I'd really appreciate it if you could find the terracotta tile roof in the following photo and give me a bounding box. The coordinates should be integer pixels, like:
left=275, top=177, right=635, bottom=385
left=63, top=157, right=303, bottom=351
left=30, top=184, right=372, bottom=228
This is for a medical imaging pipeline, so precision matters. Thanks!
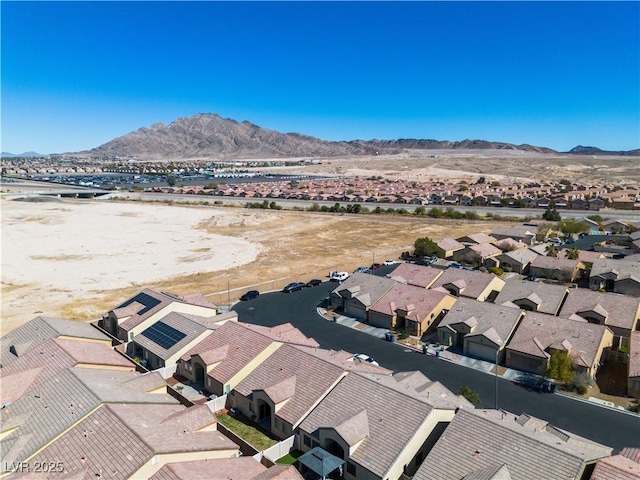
left=369, top=283, right=452, bottom=318
left=438, top=238, right=465, bottom=252
left=0, top=368, right=44, bottom=405
left=439, top=298, right=523, bottom=348
left=299, top=372, right=437, bottom=478
left=591, top=453, right=640, bottom=480
left=249, top=465, right=304, bottom=480
left=494, top=280, right=568, bottom=315
left=469, top=243, right=502, bottom=258
left=413, top=409, right=612, bottom=480
left=431, top=269, right=504, bottom=300
left=560, top=290, right=640, bottom=332
left=506, top=312, right=611, bottom=368
left=242, top=323, right=319, bottom=347
left=1, top=316, right=109, bottom=368
left=234, top=344, right=347, bottom=426
left=294, top=346, right=392, bottom=375
left=387, top=263, right=444, bottom=288
left=150, top=457, right=267, bottom=480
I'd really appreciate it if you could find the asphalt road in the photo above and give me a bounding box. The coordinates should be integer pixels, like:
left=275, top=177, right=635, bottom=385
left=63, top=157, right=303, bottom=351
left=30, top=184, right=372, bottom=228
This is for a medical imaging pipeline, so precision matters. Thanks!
left=233, top=281, right=640, bottom=453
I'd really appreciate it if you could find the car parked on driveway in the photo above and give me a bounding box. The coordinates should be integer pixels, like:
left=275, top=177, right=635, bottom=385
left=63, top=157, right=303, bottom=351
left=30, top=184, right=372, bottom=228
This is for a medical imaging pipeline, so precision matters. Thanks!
left=283, top=282, right=305, bottom=293
left=370, top=263, right=381, bottom=270
left=240, top=290, right=260, bottom=301
left=353, top=266, right=369, bottom=273
left=329, top=271, right=350, bottom=282
left=353, top=353, right=379, bottom=366
left=383, top=259, right=398, bottom=266
left=306, top=279, right=322, bottom=287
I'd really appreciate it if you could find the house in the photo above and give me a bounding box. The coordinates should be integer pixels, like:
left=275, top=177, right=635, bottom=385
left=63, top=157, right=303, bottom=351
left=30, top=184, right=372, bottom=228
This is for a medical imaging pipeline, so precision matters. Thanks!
left=589, top=258, right=640, bottom=296
left=591, top=448, right=640, bottom=480
left=387, top=263, right=444, bottom=288
left=528, top=255, right=585, bottom=283
left=297, top=371, right=473, bottom=480
left=490, top=226, right=537, bottom=245
left=435, top=238, right=465, bottom=258
left=228, top=345, right=388, bottom=440
left=602, top=219, right=631, bottom=234
left=368, top=284, right=456, bottom=336
left=456, top=233, right=497, bottom=245
left=494, top=237, right=529, bottom=252
left=0, top=315, right=112, bottom=369
left=494, top=280, right=569, bottom=315
left=505, top=312, right=613, bottom=378
left=100, top=288, right=219, bottom=342
left=430, top=269, right=505, bottom=302
left=0, top=368, right=179, bottom=474
left=589, top=197, right=606, bottom=211
left=496, top=248, right=539, bottom=274
left=330, top=273, right=397, bottom=320
left=177, top=321, right=318, bottom=396
left=19, top=403, right=240, bottom=479
left=559, top=289, right=640, bottom=352
left=558, top=248, right=604, bottom=263
left=628, top=332, right=640, bottom=399
left=452, top=243, right=502, bottom=267
left=570, top=198, right=588, bottom=210
left=437, top=298, right=524, bottom=363
left=413, top=408, right=612, bottom=480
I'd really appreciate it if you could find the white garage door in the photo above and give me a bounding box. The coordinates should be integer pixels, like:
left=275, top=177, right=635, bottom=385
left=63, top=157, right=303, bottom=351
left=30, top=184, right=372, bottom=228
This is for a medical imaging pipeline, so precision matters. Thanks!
left=467, top=341, right=497, bottom=362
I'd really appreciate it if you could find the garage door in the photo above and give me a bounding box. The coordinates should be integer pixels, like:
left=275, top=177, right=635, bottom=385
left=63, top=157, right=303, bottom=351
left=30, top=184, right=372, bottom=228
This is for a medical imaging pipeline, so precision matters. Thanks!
left=467, top=341, right=497, bottom=362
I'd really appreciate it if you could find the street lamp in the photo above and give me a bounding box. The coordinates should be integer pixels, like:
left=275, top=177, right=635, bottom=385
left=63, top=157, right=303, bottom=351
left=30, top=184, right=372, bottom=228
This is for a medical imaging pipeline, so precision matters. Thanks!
left=366, top=248, right=375, bottom=271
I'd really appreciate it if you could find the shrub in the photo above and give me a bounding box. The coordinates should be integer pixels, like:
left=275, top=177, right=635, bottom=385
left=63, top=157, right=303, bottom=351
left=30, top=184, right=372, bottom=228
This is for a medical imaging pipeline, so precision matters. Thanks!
left=488, top=267, right=504, bottom=276
left=459, top=386, right=481, bottom=404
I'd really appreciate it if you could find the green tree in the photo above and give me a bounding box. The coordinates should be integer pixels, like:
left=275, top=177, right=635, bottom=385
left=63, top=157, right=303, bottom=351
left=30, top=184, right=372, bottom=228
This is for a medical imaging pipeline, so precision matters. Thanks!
left=546, top=350, right=574, bottom=383
left=414, top=206, right=427, bottom=216
left=558, top=219, right=588, bottom=238
left=458, top=386, right=481, bottom=404
left=566, top=247, right=580, bottom=260
left=414, top=236, right=438, bottom=257
left=545, top=244, right=559, bottom=257
left=166, top=175, right=177, bottom=187
left=542, top=208, right=561, bottom=221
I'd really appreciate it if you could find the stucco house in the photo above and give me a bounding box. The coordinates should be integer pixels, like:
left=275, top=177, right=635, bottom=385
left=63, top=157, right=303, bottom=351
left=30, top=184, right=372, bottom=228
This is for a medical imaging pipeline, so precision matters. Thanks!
left=435, top=238, right=465, bottom=259
left=528, top=255, right=585, bottom=283
left=456, top=233, right=497, bottom=245
left=368, top=283, right=456, bottom=336
left=413, top=408, right=612, bottom=480
left=387, top=263, right=444, bottom=288
left=298, top=371, right=472, bottom=480
left=496, top=248, right=539, bottom=274
left=437, top=298, right=524, bottom=363
left=494, top=280, right=569, bottom=315
left=505, top=312, right=614, bottom=378
left=429, top=269, right=505, bottom=302
left=490, top=226, right=537, bottom=245
left=330, top=273, right=397, bottom=320
left=590, top=258, right=640, bottom=297
left=452, top=243, right=502, bottom=267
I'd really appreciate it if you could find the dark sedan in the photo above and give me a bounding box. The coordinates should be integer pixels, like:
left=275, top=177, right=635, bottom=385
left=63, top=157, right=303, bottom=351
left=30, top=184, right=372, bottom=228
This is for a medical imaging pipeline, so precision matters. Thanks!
left=306, top=279, right=322, bottom=287
left=239, top=290, right=260, bottom=301
left=283, top=282, right=305, bottom=293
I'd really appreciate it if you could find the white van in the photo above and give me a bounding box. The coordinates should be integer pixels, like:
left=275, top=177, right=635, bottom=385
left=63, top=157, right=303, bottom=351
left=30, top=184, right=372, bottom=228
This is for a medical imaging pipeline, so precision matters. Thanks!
left=330, top=271, right=350, bottom=282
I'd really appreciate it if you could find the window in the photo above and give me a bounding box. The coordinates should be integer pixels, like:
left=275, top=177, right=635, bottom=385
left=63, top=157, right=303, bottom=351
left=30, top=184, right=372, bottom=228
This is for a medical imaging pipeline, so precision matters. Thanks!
left=303, top=435, right=311, bottom=447
left=347, top=462, right=356, bottom=475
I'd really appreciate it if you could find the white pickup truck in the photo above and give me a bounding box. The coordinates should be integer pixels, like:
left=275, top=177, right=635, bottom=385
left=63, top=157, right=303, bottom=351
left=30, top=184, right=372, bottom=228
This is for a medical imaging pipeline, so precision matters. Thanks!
left=329, top=271, right=350, bottom=282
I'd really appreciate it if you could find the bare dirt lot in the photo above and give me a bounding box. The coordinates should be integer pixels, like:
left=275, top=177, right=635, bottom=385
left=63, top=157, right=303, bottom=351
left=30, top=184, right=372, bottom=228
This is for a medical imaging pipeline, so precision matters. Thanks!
left=0, top=196, right=513, bottom=333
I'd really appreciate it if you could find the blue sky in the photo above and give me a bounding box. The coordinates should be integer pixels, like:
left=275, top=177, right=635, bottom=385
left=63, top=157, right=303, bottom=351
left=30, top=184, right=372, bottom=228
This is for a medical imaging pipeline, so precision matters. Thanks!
left=2, top=1, right=638, bottom=154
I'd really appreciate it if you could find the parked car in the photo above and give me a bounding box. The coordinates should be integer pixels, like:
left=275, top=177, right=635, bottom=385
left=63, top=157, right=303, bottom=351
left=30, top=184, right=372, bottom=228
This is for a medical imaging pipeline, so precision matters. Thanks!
left=415, top=257, right=437, bottom=266
left=283, top=282, right=305, bottom=293
left=578, top=232, right=589, bottom=239
left=370, top=263, right=381, bottom=270
left=449, top=262, right=464, bottom=269
left=353, top=266, right=369, bottom=273
left=353, top=353, right=379, bottom=366
left=306, top=279, right=322, bottom=287
left=383, top=259, right=398, bottom=266
left=240, top=290, right=260, bottom=301
left=330, top=271, right=350, bottom=282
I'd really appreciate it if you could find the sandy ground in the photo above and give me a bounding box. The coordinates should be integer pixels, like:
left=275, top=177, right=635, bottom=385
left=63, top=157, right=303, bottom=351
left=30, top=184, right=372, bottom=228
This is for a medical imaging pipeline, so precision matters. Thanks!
left=1, top=196, right=512, bottom=334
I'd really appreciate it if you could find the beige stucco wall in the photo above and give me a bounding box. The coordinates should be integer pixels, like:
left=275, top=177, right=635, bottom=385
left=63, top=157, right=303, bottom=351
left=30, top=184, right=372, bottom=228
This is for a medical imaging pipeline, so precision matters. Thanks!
left=476, top=276, right=505, bottom=301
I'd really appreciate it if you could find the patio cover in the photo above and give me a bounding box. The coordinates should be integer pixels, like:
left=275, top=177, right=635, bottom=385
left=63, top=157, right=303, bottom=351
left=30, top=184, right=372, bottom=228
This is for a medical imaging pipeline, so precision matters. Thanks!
left=298, top=447, right=344, bottom=478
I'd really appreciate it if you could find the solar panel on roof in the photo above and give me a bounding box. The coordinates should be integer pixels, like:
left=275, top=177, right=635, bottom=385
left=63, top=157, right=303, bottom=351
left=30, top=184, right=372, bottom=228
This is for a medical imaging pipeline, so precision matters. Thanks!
left=116, top=292, right=162, bottom=315
left=141, top=321, right=187, bottom=350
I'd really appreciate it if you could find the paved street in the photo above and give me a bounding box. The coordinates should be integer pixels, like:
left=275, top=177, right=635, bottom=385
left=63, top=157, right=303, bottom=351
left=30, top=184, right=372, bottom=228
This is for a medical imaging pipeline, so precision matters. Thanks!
left=233, top=282, right=640, bottom=452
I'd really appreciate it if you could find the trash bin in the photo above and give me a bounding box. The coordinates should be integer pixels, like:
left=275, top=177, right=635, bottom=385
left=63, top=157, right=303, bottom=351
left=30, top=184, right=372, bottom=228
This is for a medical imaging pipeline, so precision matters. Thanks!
left=435, top=350, right=440, bottom=358
left=423, top=345, right=428, bottom=355
left=332, top=315, right=337, bottom=323
left=550, top=384, right=557, bottom=394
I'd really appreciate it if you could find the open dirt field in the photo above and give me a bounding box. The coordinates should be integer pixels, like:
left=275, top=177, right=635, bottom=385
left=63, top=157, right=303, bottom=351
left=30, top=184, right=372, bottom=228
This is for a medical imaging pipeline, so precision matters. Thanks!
left=1, top=197, right=514, bottom=333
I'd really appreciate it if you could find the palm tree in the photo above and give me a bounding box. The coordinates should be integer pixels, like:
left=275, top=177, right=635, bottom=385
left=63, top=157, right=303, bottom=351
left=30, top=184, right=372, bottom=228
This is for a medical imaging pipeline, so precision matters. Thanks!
left=566, top=247, right=580, bottom=260
left=546, top=244, right=559, bottom=258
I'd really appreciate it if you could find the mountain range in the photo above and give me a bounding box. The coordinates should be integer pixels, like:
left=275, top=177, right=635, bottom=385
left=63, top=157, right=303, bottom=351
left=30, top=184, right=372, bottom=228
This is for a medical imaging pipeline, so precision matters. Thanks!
left=7, top=114, right=639, bottom=158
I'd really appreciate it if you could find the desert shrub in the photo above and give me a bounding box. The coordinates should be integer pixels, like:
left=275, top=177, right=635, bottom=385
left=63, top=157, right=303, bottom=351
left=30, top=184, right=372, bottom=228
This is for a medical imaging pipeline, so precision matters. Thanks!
left=459, top=386, right=481, bottom=404
left=488, top=267, right=504, bottom=276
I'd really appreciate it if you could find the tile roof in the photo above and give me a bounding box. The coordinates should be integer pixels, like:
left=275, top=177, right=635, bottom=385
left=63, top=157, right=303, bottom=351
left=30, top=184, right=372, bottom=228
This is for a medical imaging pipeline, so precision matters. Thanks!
left=299, top=372, right=437, bottom=478
left=494, top=238, right=529, bottom=251
left=458, top=233, right=497, bottom=245
left=134, top=312, right=210, bottom=360
left=494, top=280, right=568, bottom=315
left=234, top=344, right=347, bottom=426
left=242, top=323, right=319, bottom=347
left=387, top=263, right=444, bottom=288
left=249, top=465, right=304, bottom=480
left=590, top=258, right=640, bottom=281
left=530, top=255, right=583, bottom=271
left=469, top=243, right=502, bottom=258
left=560, top=289, right=640, bottom=332
left=438, top=238, right=465, bottom=252
left=413, top=409, right=612, bottom=480
left=332, top=273, right=397, bottom=307
left=439, top=298, right=523, bottom=348
left=293, top=346, right=392, bottom=375
left=506, top=312, right=611, bottom=368
left=369, top=283, right=453, bottom=320
left=591, top=453, right=640, bottom=480
left=1, top=316, right=109, bottom=368
left=431, top=269, right=504, bottom=300
left=497, top=248, right=539, bottom=266
left=150, top=457, right=267, bottom=480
